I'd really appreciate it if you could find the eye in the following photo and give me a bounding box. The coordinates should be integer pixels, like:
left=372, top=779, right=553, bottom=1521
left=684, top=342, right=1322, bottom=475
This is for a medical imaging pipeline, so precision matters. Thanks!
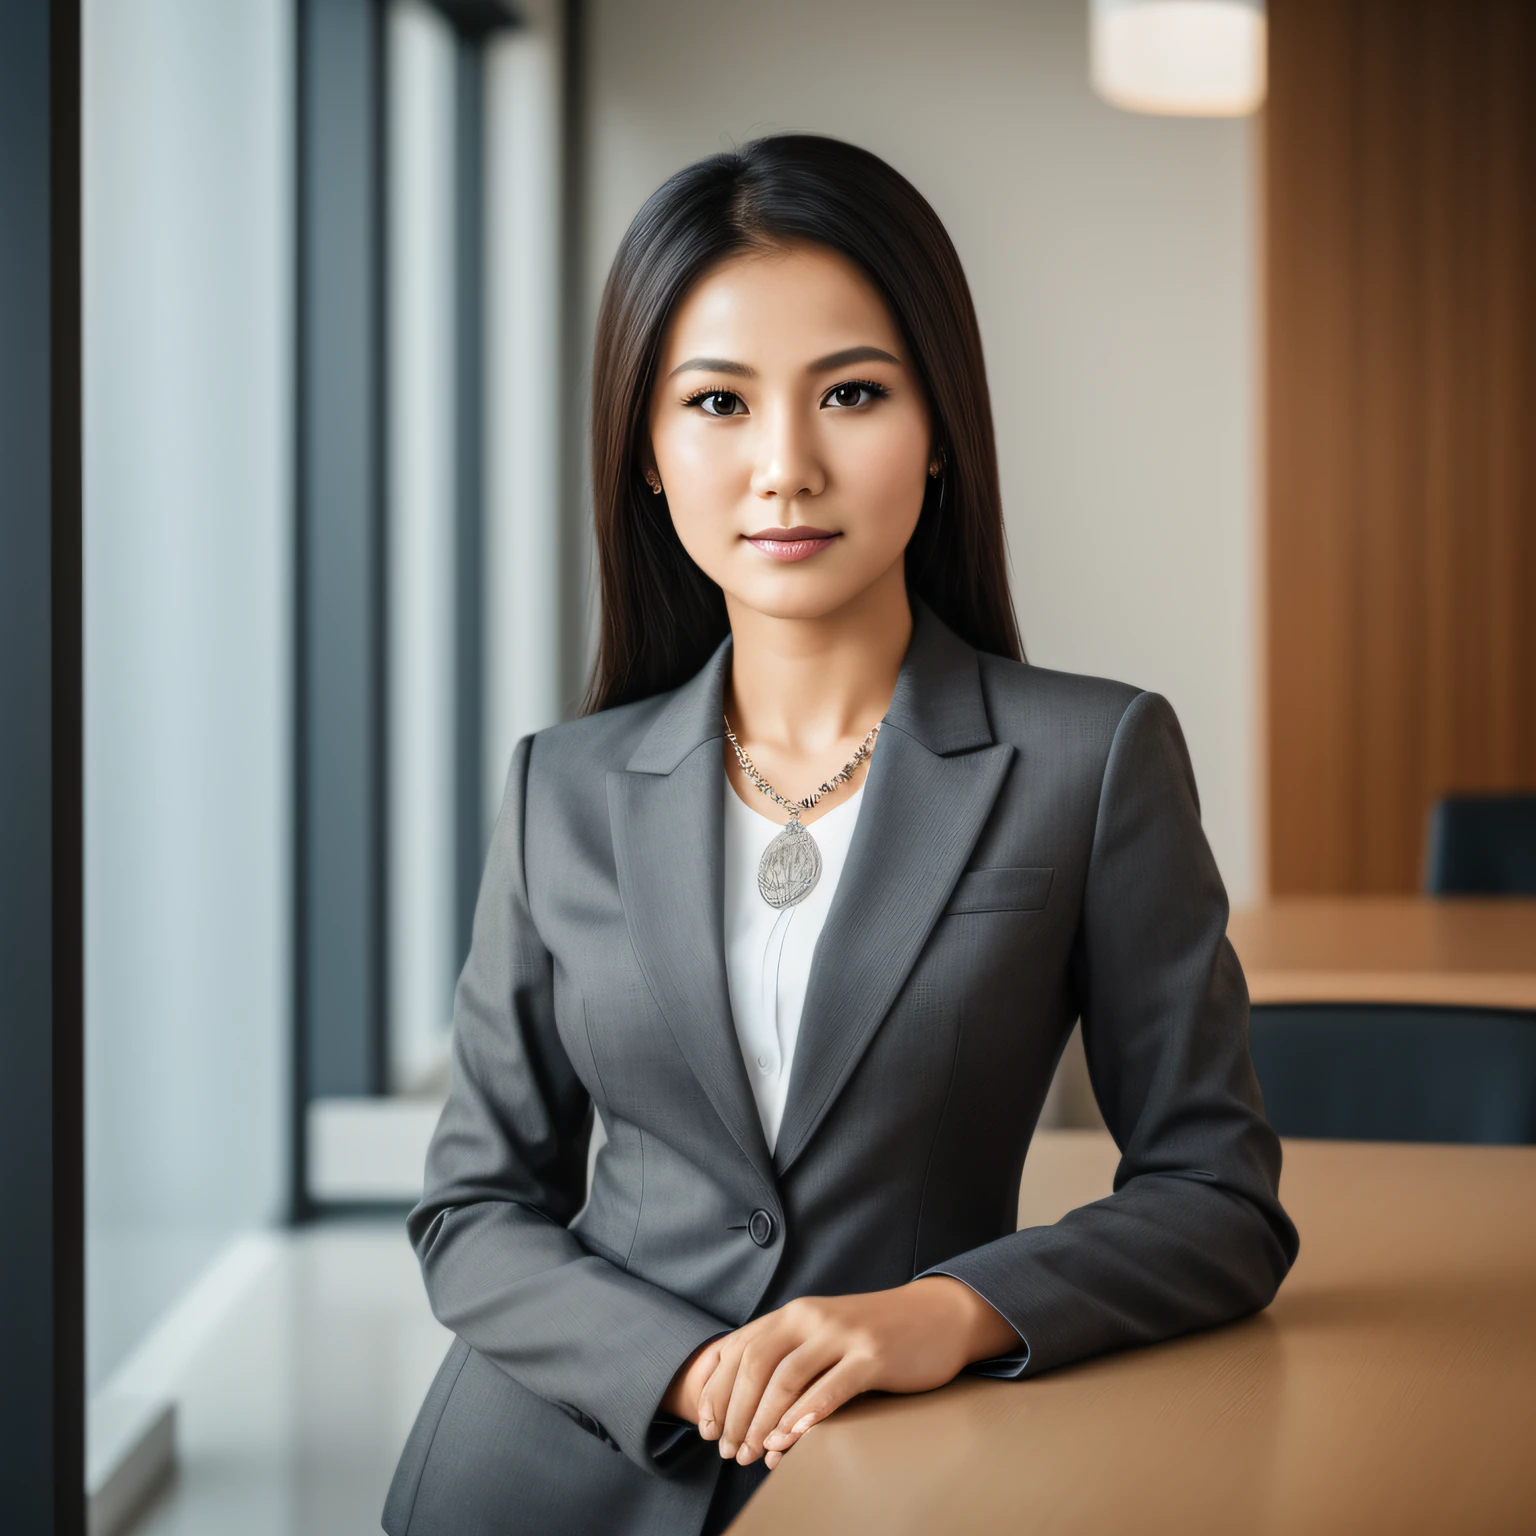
left=822, top=379, right=889, bottom=410
left=685, top=389, right=747, bottom=417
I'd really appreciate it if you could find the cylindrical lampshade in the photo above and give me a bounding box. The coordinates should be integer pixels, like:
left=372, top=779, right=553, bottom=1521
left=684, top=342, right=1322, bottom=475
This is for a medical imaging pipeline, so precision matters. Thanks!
left=1090, top=0, right=1267, bottom=117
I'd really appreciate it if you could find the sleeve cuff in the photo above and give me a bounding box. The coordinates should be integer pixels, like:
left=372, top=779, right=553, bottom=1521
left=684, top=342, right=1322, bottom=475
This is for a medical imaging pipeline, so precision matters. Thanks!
left=917, top=1266, right=1032, bottom=1378
left=643, top=1325, right=736, bottom=1470
left=646, top=1413, right=697, bottom=1465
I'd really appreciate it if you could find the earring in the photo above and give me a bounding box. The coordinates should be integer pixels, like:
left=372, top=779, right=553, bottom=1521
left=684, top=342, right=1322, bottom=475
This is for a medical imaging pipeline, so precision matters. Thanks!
left=928, top=449, right=946, bottom=479
left=645, top=470, right=663, bottom=496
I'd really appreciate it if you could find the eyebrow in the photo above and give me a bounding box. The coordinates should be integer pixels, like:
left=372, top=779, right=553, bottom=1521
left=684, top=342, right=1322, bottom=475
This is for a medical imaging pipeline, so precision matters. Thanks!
left=810, top=345, right=903, bottom=372
left=667, top=356, right=755, bottom=379
left=666, top=344, right=904, bottom=380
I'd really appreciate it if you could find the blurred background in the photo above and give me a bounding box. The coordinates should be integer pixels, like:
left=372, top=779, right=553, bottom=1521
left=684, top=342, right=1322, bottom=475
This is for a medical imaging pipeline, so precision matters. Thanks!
left=14, top=0, right=1533, bottom=1529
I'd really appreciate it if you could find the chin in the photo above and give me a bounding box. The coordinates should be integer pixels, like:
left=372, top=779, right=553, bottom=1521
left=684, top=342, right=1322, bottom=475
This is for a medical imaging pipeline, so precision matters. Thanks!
left=725, top=569, right=891, bottom=624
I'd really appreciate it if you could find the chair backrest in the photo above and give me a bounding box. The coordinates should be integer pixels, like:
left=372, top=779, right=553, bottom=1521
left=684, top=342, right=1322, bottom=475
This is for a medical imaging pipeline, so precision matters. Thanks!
left=1424, top=794, right=1536, bottom=894
left=1249, top=1004, right=1536, bottom=1144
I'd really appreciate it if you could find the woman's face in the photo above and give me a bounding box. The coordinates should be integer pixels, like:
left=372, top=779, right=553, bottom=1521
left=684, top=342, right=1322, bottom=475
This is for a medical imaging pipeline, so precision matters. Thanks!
left=646, top=241, right=934, bottom=623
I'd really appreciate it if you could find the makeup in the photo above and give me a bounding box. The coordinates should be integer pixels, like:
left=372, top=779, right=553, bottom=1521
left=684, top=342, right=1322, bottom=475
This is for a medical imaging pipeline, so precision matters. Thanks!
left=744, top=526, right=840, bottom=562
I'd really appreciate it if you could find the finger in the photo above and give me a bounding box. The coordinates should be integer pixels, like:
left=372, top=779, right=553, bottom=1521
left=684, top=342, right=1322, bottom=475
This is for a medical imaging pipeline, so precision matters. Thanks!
left=764, top=1449, right=783, bottom=1470
left=697, top=1332, right=749, bottom=1441
left=760, top=1358, right=869, bottom=1453
left=685, top=1343, right=721, bottom=1428
left=702, top=1326, right=766, bottom=1449
left=737, top=1340, right=841, bottom=1463
left=719, top=1327, right=801, bottom=1459
left=718, top=1314, right=817, bottom=1456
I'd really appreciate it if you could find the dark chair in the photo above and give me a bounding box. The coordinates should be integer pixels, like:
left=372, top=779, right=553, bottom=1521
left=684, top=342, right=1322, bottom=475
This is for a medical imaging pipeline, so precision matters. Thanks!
left=1424, top=794, right=1536, bottom=894
left=1249, top=1004, right=1536, bottom=1144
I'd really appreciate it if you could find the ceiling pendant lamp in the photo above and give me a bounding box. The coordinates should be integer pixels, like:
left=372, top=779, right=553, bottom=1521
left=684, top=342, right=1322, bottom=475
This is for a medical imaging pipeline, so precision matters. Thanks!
left=1090, top=0, right=1267, bottom=116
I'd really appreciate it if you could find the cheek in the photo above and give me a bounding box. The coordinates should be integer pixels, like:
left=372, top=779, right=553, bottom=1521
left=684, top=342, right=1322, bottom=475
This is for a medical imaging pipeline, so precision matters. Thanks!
left=664, top=454, right=742, bottom=560
left=659, top=422, right=743, bottom=489
left=833, top=425, right=929, bottom=544
left=652, top=423, right=748, bottom=569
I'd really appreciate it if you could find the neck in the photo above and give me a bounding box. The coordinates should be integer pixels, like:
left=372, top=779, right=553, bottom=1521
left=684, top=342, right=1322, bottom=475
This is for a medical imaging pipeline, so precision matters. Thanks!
left=723, top=562, right=913, bottom=752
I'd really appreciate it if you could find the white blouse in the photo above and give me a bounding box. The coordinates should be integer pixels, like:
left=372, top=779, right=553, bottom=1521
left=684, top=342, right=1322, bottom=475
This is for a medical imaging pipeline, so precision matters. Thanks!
left=721, top=773, right=866, bottom=1155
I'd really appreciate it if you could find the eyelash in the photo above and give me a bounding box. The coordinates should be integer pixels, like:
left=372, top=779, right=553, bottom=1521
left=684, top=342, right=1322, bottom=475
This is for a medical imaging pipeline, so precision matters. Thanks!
left=678, top=387, right=740, bottom=414
left=823, top=378, right=890, bottom=408
left=679, top=379, right=892, bottom=415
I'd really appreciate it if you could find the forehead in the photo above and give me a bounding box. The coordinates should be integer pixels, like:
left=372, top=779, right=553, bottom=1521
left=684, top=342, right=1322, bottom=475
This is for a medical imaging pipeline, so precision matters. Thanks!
left=657, top=243, right=904, bottom=364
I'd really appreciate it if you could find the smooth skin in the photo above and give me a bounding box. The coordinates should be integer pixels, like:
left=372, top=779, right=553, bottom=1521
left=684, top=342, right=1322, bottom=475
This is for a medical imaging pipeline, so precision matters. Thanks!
left=646, top=242, right=1022, bottom=1470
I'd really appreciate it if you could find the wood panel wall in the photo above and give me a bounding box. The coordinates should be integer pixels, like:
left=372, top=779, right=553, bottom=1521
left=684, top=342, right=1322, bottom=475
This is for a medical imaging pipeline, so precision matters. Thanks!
left=1265, top=0, right=1536, bottom=894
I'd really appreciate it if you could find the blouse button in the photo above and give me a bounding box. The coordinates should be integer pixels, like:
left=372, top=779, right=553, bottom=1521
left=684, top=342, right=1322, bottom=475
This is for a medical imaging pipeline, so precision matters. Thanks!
left=756, top=1054, right=773, bottom=1073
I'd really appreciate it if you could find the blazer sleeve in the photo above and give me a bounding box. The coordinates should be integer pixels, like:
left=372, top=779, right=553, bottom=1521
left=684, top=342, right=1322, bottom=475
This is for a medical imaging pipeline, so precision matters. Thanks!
left=406, top=734, right=731, bottom=1474
left=917, top=689, right=1300, bottom=1375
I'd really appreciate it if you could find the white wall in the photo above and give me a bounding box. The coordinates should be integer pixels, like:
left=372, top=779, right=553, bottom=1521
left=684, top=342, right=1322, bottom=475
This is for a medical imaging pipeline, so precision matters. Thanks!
left=83, top=0, right=292, bottom=1393
left=582, top=0, right=1259, bottom=900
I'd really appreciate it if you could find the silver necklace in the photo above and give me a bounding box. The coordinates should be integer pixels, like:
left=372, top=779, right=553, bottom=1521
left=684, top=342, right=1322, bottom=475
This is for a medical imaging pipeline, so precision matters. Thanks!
left=723, top=714, right=880, bottom=909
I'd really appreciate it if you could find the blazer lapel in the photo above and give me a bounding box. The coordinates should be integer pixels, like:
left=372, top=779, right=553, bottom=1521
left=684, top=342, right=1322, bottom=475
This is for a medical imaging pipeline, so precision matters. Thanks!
left=608, top=636, right=779, bottom=1194
left=772, top=604, right=1015, bottom=1177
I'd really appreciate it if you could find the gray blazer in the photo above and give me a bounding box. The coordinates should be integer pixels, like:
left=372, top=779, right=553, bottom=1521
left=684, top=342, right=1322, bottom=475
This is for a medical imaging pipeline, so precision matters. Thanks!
left=382, top=600, right=1298, bottom=1536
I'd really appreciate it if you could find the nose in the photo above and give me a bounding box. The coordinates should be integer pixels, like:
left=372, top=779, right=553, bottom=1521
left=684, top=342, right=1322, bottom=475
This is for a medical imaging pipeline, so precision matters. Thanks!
left=749, top=401, right=825, bottom=508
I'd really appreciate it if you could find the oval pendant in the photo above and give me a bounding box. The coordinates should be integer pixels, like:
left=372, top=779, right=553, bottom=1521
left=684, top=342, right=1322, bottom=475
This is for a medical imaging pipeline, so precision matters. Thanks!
left=757, top=819, right=822, bottom=909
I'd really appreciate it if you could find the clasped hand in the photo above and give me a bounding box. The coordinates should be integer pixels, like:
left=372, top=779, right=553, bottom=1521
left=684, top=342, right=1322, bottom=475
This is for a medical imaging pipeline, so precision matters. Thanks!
left=661, top=1276, right=1019, bottom=1470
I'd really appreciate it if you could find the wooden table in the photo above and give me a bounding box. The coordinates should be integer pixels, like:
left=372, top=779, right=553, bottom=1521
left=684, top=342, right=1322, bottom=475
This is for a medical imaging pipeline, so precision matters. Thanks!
left=1228, top=896, right=1536, bottom=1011
left=731, top=1131, right=1536, bottom=1536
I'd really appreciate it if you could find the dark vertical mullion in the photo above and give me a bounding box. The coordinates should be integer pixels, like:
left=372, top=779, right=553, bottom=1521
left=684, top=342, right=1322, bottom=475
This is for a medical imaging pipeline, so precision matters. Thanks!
left=290, top=0, right=312, bottom=1224
left=435, top=4, right=519, bottom=974
left=560, top=0, right=588, bottom=715
left=0, top=0, right=84, bottom=1528
left=295, top=0, right=389, bottom=1202
left=50, top=0, right=86, bottom=1525
left=370, top=0, right=392, bottom=1099
left=454, top=35, right=487, bottom=967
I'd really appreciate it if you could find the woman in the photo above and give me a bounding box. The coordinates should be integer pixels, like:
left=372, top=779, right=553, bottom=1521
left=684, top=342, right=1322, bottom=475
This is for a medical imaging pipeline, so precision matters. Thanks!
left=382, top=134, right=1297, bottom=1536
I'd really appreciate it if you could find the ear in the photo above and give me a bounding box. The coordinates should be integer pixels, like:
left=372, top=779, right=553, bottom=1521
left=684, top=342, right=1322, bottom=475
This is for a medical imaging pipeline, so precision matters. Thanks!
left=638, top=445, right=664, bottom=497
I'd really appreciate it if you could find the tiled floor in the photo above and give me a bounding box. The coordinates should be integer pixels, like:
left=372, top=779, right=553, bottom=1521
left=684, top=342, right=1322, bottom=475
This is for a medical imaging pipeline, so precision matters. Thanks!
left=130, top=1222, right=451, bottom=1536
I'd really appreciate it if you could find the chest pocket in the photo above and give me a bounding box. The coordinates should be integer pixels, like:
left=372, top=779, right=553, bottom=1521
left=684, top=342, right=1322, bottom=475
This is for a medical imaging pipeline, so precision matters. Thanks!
left=943, top=865, right=1054, bottom=914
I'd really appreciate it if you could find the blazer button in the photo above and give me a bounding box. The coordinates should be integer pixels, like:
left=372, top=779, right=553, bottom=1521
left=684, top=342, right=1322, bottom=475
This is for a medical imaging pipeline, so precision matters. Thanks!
left=747, top=1209, right=776, bottom=1247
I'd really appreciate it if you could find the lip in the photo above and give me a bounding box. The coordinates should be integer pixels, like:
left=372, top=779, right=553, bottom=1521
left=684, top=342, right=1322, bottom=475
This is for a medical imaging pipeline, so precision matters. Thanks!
left=743, top=526, right=841, bottom=563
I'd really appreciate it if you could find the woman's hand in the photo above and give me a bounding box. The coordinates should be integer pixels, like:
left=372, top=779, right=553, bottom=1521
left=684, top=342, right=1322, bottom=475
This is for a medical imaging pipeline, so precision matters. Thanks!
left=660, top=1336, right=726, bottom=1424
left=696, top=1277, right=1020, bottom=1469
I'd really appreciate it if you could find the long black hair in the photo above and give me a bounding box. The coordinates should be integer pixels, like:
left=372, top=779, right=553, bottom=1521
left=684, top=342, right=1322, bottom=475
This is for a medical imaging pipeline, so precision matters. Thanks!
left=583, top=133, right=1023, bottom=714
